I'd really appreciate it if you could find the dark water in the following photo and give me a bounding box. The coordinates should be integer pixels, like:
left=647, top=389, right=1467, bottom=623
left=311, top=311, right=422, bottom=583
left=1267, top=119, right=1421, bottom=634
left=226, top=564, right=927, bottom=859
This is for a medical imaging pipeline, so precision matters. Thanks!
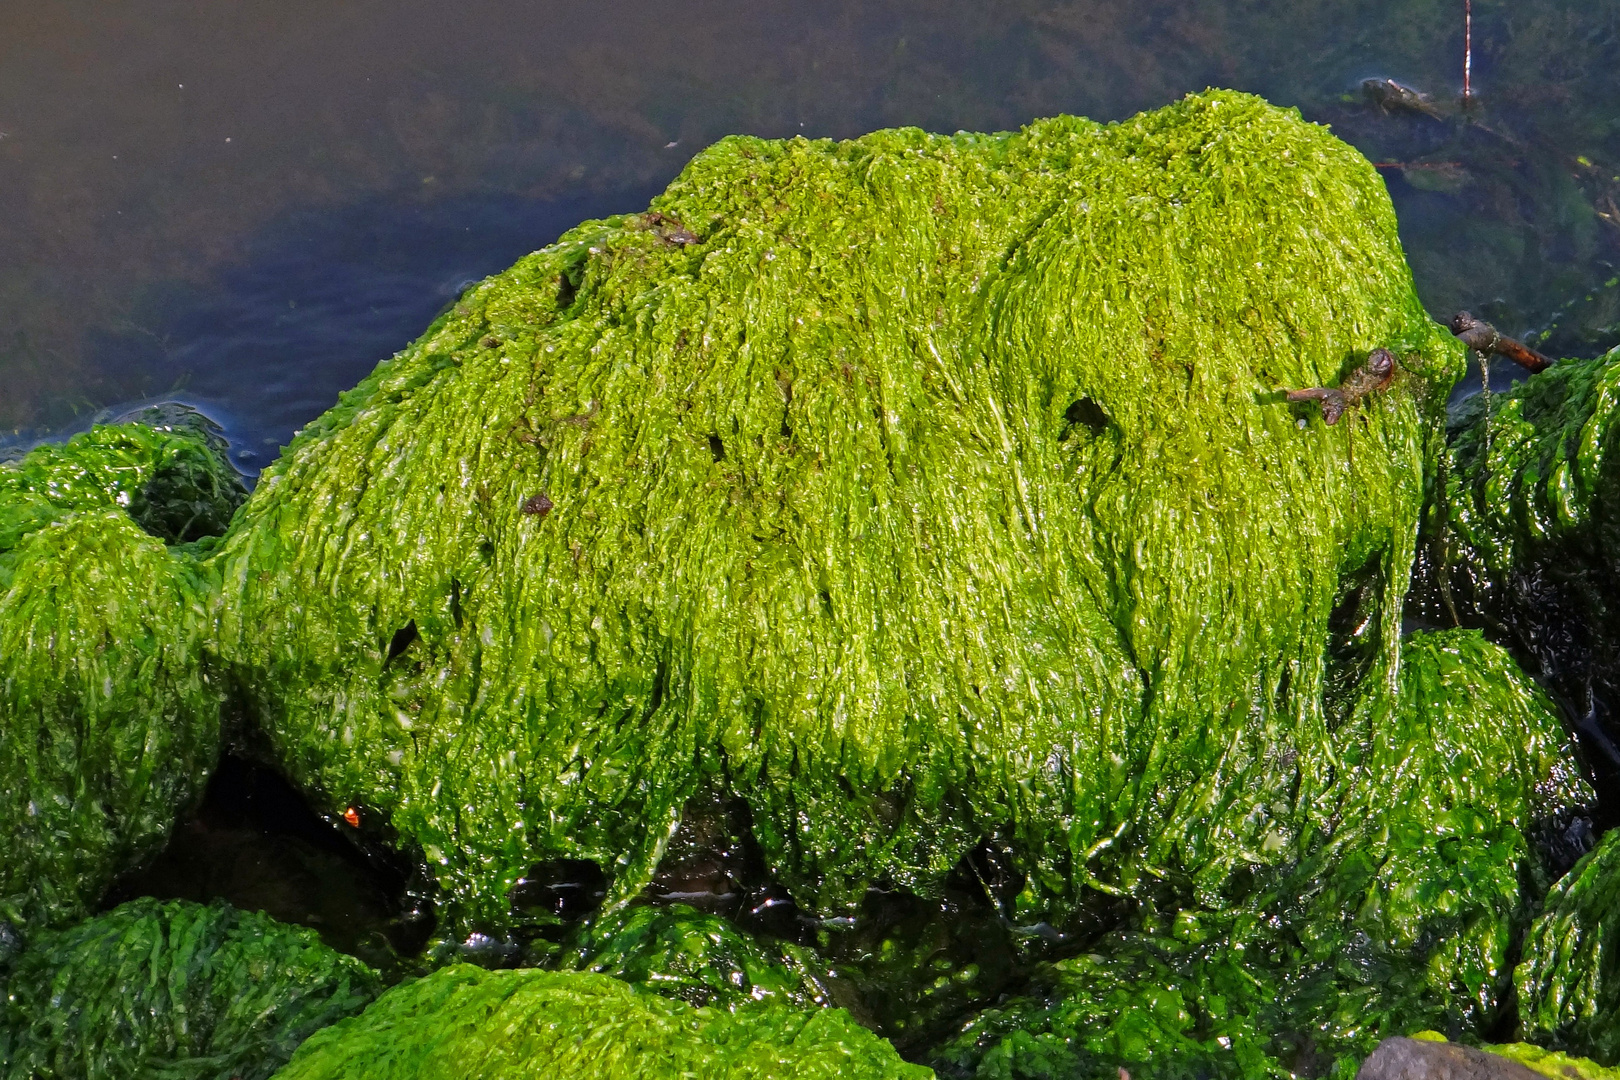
left=3, top=0, right=1619, bottom=470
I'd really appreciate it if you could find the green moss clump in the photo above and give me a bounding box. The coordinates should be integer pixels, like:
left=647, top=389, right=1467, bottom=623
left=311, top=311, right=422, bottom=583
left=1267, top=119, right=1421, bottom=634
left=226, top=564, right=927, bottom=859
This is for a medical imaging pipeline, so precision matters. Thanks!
left=0, top=898, right=381, bottom=1080
left=0, top=419, right=238, bottom=929
left=931, top=630, right=1587, bottom=1078
left=1516, top=828, right=1620, bottom=1063
left=558, top=902, right=828, bottom=1009
left=273, top=964, right=930, bottom=1080
left=215, top=90, right=1475, bottom=941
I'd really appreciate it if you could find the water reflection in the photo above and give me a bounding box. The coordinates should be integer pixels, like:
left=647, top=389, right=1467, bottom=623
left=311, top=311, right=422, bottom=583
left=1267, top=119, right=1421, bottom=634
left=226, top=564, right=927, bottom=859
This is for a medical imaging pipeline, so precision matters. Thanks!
left=1, top=0, right=1616, bottom=456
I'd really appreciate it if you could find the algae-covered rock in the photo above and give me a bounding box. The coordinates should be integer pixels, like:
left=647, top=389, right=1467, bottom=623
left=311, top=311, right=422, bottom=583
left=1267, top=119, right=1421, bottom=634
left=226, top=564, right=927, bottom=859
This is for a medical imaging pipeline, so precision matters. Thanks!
left=0, top=419, right=240, bottom=928
left=1515, top=827, right=1620, bottom=1063
left=1418, top=347, right=1620, bottom=807
left=1485, top=1042, right=1620, bottom=1080
left=0, top=897, right=381, bottom=1080
left=932, top=630, right=1587, bottom=1078
left=0, top=411, right=245, bottom=551
left=1355, top=1034, right=1620, bottom=1080
left=214, top=88, right=1477, bottom=941
left=273, top=963, right=929, bottom=1080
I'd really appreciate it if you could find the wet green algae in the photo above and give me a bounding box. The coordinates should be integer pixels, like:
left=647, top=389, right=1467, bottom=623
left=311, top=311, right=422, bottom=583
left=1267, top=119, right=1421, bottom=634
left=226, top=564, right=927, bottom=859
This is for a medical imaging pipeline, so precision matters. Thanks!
left=931, top=629, right=1586, bottom=1078
left=214, top=89, right=1494, bottom=938
left=0, top=897, right=380, bottom=1080
left=273, top=963, right=927, bottom=1080
left=0, top=90, right=1606, bottom=1071
left=0, top=419, right=242, bottom=929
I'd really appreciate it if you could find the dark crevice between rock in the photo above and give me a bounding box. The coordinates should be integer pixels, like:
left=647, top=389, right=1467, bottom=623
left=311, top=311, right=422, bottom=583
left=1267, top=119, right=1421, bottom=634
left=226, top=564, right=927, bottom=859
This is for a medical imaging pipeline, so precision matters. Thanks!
left=101, top=754, right=434, bottom=976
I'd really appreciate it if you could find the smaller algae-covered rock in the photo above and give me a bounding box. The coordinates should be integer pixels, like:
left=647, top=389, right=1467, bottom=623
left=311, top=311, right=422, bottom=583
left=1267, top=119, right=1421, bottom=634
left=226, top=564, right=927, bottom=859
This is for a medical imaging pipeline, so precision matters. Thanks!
left=931, top=630, right=1590, bottom=1080
left=0, top=418, right=242, bottom=928
left=1356, top=1034, right=1620, bottom=1080
left=1515, top=829, right=1620, bottom=1063
left=273, top=964, right=930, bottom=1080
left=0, top=898, right=381, bottom=1080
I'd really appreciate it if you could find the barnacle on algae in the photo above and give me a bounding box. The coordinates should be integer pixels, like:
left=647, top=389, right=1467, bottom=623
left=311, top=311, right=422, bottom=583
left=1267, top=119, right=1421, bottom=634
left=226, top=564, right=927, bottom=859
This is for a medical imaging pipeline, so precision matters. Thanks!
left=214, top=89, right=1485, bottom=949
left=0, top=416, right=241, bottom=929
left=272, top=964, right=928, bottom=1080
left=0, top=898, right=380, bottom=1080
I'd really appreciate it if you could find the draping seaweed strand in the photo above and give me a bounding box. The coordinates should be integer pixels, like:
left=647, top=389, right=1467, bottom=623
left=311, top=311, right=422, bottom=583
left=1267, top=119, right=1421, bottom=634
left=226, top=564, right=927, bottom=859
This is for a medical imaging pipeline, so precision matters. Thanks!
left=0, top=897, right=381, bottom=1080
left=0, top=422, right=238, bottom=930
left=271, top=964, right=928, bottom=1080
left=215, top=90, right=1478, bottom=946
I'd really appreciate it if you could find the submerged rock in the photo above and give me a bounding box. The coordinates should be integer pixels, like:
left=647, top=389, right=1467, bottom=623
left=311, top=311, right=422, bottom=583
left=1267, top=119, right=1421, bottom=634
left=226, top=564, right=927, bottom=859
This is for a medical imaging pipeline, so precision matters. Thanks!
left=213, top=89, right=1479, bottom=950
left=0, top=419, right=241, bottom=929
left=0, top=898, right=380, bottom=1080
left=272, top=964, right=929, bottom=1080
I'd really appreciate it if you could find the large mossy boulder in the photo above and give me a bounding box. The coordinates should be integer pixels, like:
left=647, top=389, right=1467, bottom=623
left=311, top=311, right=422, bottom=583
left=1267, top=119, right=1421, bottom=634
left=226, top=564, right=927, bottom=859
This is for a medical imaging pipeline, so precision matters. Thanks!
left=0, top=418, right=242, bottom=928
left=214, top=90, right=1488, bottom=943
left=272, top=964, right=928, bottom=1080
left=0, top=898, right=381, bottom=1080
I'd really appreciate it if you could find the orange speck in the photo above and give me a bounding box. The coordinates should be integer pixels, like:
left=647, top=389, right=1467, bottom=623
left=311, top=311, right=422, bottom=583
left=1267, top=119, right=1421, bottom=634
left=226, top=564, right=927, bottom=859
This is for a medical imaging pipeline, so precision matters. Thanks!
left=343, top=807, right=361, bottom=828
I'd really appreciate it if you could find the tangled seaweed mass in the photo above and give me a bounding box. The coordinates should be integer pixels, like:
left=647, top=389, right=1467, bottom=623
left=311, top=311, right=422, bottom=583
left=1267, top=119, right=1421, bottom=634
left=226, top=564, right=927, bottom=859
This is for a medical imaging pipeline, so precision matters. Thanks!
left=8, top=89, right=1620, bottom=1077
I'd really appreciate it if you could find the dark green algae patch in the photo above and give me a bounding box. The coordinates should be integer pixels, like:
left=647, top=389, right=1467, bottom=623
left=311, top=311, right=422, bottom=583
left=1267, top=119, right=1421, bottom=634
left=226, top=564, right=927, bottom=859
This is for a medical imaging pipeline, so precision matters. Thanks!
left=0, top=897, right=380, bottom=1080
left=0, top=89, right=1611, bottom=1074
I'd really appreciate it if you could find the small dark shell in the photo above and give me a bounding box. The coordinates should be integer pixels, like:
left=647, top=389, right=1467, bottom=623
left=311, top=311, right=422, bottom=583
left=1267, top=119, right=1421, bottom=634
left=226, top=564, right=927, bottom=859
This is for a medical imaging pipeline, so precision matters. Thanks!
left=522, top=492, right=554, bottom=517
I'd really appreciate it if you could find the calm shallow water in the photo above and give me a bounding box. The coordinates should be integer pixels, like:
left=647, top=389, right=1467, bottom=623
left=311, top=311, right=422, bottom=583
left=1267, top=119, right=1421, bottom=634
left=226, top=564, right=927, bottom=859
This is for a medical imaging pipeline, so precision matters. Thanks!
left=2, top=0, right=1618, bottom=469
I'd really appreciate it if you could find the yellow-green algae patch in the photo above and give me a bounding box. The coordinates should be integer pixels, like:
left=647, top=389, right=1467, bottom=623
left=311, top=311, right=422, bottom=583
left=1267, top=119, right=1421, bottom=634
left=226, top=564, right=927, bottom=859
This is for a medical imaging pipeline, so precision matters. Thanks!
left=0, top=419, right=240, bottom=928
left=215, top=90, right=1484, bottom=946
left=271, top=964, right=929, bottom=1080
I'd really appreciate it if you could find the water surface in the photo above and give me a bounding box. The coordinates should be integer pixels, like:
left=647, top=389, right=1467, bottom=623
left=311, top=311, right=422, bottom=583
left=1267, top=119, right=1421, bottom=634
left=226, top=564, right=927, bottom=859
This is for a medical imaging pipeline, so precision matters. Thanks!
left=2, top=0, right=1617, bottom=468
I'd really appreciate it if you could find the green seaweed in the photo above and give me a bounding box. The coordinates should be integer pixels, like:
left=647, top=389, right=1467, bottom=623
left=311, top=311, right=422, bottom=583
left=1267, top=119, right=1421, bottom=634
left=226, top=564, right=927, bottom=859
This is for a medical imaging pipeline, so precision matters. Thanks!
left=213, top=91, right=1478, bottom=948
left=0, top=419, right=238, bottom=929
left=558, top=902, right=828, bottom=1009
left=0, top=898, right=381, bottom=1080
left=272, top=964, right=930, bottom=1080
left=1516, top=828, right=1620, bottom=1063
left=931, top=629, right=1587, bottom=1078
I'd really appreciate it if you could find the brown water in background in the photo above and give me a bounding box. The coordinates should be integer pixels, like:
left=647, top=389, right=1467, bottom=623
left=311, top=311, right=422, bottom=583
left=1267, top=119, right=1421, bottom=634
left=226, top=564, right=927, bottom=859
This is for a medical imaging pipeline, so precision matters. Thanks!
left=2, top=0, right=1618, bottom=469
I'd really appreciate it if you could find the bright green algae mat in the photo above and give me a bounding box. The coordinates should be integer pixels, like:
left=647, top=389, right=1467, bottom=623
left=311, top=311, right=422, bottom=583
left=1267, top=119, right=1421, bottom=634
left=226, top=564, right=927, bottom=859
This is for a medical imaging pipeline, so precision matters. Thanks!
left=0, top=418, right=241, bottom=928
left=929, top=629, right=1585, bottom=1078
left=213, top=89, right=1499, bottom=938
left=272, top=964, right=928, bottom=1080
left=0, top=898, right=381, bottom=1080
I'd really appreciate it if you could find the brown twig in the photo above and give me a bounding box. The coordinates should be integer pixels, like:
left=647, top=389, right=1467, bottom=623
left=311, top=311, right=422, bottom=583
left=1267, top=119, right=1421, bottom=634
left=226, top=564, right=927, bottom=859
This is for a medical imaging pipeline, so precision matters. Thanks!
left=1285, top=348, right=1397, bottom=425
left=1448, top=312, right=1552, bottom=372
